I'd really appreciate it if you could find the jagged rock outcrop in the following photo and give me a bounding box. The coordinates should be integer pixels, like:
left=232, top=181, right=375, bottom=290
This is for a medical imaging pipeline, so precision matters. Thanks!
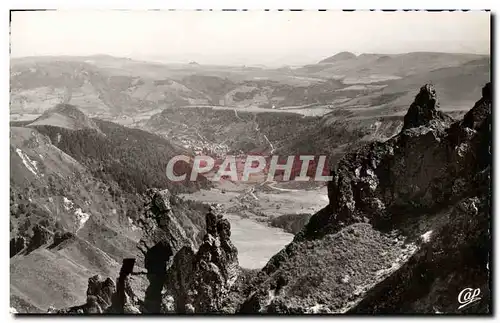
left=51, top=262, right=141, bottom=314
left=86, top=275, right=116, bottom=312
left=52, top=204, right=240, bottom=314
left=162, top=208, right=239, bottom=313
left=402, top=84, right=454, bottom=130
left=136, top=188, right=199, bottom=313
left=137, top=189, right=192, bottom=257
left=240, top=83, right=491, bottom=314
left=51, top=275, right=116, bottom=314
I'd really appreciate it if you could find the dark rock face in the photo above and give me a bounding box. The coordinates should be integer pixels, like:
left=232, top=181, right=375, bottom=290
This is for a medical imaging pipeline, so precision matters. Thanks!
left=10, top=236, right=26, bottom=257
left=86, top=275, right=116, bottom=312
left=462, top=82, right=492, bottom=131
left=51, top=230, right=75, bottom=248
left=26, top=225, right=53, bottom=253
left=54, top=202, right=240, bottom=314
left=137, top=189, right=197, bottom=262
left=162, top=209, right=239, bottom=313
left=138, top=189, right=188, bottom=253
left=109, top=259, right=142, bottom=314
left=347, top=84, right=488, bottom=314
left=135, top=189, right=192, bottom=313
left=240, top=83, right=491, bottom=314
left=165, top=212, right=239, bottom=313
left=402, top=84, right=454, bottom=130
left=142, top=240, right=172, bottom=313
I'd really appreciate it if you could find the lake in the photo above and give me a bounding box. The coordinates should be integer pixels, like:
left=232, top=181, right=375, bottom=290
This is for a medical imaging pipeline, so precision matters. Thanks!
left=225, top=213, right=294, bottom=269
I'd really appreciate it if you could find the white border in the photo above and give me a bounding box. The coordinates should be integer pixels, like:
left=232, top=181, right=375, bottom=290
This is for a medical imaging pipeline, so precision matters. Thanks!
left=0, top=1, right=498, bottom=10
left=2, top=1, right=497, bottom=323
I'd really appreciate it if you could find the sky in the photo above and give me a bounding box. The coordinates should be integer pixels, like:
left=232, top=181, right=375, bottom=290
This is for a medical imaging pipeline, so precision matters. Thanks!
left=10, top=10, right=491, bottom=66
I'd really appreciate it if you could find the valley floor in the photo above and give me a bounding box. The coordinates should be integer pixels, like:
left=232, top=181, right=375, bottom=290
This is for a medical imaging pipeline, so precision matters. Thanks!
left=179, top=183, right=328, bottom=269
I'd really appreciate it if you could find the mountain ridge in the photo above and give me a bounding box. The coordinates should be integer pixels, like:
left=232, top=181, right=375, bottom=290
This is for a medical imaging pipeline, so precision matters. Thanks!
left=238, top=82, right=491, bottom=313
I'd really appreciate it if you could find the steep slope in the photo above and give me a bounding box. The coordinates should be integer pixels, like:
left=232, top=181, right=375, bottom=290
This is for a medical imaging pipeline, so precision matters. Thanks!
left=10, top=106, right=210, bottom=313
left=10, top=126, right=142, bottom=312
left=239, top=83, right=491, bottom=314
left=29, top=106, right=211, bottom=194
left=10, top=235, right=122, bottom=311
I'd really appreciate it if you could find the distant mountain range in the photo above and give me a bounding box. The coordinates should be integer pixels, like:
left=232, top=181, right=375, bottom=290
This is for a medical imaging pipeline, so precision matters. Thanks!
left=10, top=52, right=490, bottom=124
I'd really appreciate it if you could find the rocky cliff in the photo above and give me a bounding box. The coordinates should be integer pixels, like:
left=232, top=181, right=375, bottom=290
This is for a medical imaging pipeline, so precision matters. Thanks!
left=133, top=190, right=240, bottom=314
left=160, top=208, right=240, bottom=313
left=51, top=197, right=240, bottom=314
left=239, top=83, right=491, bottom=314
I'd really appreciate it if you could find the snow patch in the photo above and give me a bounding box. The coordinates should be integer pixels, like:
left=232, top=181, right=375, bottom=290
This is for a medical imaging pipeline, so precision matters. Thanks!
left=420, top=230, right=433, bottom=243
left=63, top=197, right=74, bottom=211
left=306, top=303, right=331, bottom=314
left=75, top=208, right=90, bottom=232
left=265, top=289, right=276, bottom=307
left=16, top=148, right=39, bottom=177
left=128, top=217, right=139, bottom=231
left=62, top=197, right=90, bottom=232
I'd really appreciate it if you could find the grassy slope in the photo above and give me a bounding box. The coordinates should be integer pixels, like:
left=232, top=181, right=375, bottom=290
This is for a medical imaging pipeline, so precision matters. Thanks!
left=10, top=236, right=121, bottom=311
left=241, top=222, right=420, bottom=313
left=10, top=113, right=209, bottom=312
left=10, top=126, right=142, bottom=312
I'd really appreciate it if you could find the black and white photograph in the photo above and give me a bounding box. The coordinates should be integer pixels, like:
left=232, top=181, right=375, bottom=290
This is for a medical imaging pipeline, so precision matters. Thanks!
left=8, top=8, right=492, bottom=315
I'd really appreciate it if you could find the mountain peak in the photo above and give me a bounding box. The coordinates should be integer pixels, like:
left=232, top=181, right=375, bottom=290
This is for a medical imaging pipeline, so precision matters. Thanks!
left=28, top=104, right=102, bottom=132
left=402, top=84, right=453, bottom=130
left=319, top=51, right=357, bottom=64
